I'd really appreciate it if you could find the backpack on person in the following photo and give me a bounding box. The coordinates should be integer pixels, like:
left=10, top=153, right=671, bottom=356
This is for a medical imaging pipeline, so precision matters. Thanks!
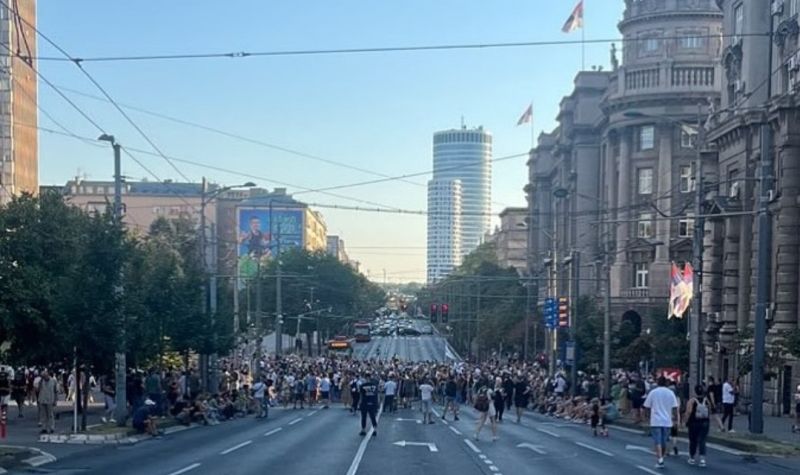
left=474, top=388, right=490, bottom=412
left=694, top=398, right=709, bottom=420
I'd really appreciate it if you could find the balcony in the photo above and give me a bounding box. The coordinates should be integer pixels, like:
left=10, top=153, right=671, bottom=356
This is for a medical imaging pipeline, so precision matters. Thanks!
left=622, top=288, right=650, bottom=298
left=607, top=64, right=720, bottom=101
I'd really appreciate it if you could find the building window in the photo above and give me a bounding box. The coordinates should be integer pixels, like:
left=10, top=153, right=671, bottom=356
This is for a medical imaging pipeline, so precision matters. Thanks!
left=679, top=34, right=704, bottom=50
left=638, top=212, right=653, bottom=238
left=733, top=3, right=744, bottom=42
left=637, top=168, right=654, bottom=194
left=678, top=215, right=695, bottom=238
left=634, top=263, right=649, bottom=289
left=680, top=165, right=694, bottom=193
left=638, top=125, right=655, bottom=151
left=681, top=129, right=695, bottom=148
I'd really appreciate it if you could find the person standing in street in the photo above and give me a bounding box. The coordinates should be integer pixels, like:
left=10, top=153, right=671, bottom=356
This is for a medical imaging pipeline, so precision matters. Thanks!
left=383, top=374, right=397, bottom=414
left=319, top=374, right=331, bottom=409
left=721, top=376, right=736, bottom=432
left=442, top=375, right=460, bottom=421
left=37, top=370, right=57, bottom=434
left=643, top=376, right=680, bottom=469
left=349, top=374, right=361, bottom=415
left=684, top=385, right=711, bottom=467
left=252, top=378, right=268, bottom=419
left=474, top=379, right=498, bottom=441
left=359, top=371, right=379, bottom=437
left=419, top=378, right=435, bottom=424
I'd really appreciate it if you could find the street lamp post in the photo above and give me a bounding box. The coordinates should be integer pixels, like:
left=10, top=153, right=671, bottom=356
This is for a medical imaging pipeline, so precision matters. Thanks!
left=99, top=134, right=127, bottom=426
left=199, top=178, right=255, bottom=393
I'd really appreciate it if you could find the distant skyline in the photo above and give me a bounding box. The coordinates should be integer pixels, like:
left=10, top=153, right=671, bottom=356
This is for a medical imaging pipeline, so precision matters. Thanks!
left=35, top=0, right=625, bottom=282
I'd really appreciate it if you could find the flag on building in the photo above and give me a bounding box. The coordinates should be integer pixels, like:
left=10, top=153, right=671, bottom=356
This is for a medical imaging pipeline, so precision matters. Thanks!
left=668, top=262, right=695, bottom=319
left=562, top=0, right=584, bottom=33
left=517, top=104, right=533, bottom=126
left=680, top=263, right=695, bottom=314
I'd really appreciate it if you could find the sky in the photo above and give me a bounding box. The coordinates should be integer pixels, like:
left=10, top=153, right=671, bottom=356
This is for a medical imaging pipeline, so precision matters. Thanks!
left=36, top=0, right=625, bottom=283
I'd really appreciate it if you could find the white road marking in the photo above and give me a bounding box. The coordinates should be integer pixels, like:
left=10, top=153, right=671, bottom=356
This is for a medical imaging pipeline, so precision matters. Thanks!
left=288, top=418, right=303, bottom=425
left=166, top=463, right=201, bottom=475
left=264, top=427, right=283, bottom=437
left=636, top=465, right=661, bottom=475
left=449, top=426, right=462, bottom=435
left=479, top=454, right=487, bottom=459
left=707, top=442, right=744, bottom=456
left=220, top=440, right=253, bottom=455
left=393, top=441, right=438, bottom=452
left=346, top=403, right=384, bottom=475
left=575, top=442, right=614, bottom=457
left=489, top=467, right=499, bottom=473
left=517, top=443, right=547, bottom=455
left=464, top=438, right=482, bottom=454
left=536, top=428, right=561, bottom=438
left=308, top=411, right=319, bottom=416
left=484, top=459, right=494, bottom=464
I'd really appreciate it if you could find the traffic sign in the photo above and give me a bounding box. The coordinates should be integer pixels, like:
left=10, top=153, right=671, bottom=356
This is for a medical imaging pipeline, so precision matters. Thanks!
left=543, top=298, right=557, bottom=329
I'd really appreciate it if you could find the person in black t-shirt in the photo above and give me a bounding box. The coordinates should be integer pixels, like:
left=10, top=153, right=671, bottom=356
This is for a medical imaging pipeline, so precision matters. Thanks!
left=513, top=374, right=530, bottom=423
left=359, top=372, right=379, bottom=437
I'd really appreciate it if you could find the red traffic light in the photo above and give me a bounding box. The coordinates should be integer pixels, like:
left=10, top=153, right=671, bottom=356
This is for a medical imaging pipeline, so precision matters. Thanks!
left=558, top=297, right=569, bottom=327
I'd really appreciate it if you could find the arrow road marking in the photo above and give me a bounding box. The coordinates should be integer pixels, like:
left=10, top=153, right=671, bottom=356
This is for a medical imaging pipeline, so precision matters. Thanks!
left=393, top=440, right=439, bottom=452
left=536, top=428, right=561, bottom=438
left=396, top=418, right=422, bottom=424
left=517, top=443, right=547, bottom=455
left=575, top=442, right=613, bottom=457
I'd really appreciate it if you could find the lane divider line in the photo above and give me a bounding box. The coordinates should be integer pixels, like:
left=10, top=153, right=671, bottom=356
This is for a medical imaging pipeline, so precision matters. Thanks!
left=464, top=438, right=481, bottom=454
left=536, top=428, right=561, bottom=438
left=288, top=418, right=303, bottom=426
left=264, top=427, right=283, bottom=437
left=575, top=442, right=614, bottom=457
left=345, top=402, right=384, bottom=475
left=167, top=462, right=201, bottom=475
left=479, top=454, right=487, bottom=460
left=220, top=440, right=253, bottom=455
left=449, top=426, right=462, bottom=436
left=488, top=467, right=500, bottom=473
left=636, top=465, right=660, bottom=475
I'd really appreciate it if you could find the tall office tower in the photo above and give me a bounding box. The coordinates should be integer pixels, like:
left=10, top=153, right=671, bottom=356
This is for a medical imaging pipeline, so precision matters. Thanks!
left=432, top=126, right=492, bottom=255
left=426, top=179, right=462, bottom=284
left=0, top=0, right=37, bottom=205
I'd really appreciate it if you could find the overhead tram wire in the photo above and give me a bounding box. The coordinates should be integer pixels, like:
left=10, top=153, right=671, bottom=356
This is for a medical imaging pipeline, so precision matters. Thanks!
left=24, top=33, right=770, bottom=64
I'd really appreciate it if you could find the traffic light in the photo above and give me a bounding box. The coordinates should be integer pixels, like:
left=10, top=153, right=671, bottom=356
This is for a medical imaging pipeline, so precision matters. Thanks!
left=441, top=304, right=449, bottom=323
left=430, top=303, right=438, bottom=323
left=558, top=297, right=569, bottom=328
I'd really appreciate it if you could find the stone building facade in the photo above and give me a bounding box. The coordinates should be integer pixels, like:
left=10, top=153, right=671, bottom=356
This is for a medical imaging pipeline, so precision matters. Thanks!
left=705, top=0, right=800, bottom=416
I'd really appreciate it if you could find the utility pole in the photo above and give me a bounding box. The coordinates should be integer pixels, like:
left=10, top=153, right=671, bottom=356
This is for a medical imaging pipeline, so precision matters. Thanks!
left=570, top=251, right=580, bottom=396
left=100, top=135, right=127, bottom=426
left=602, top=240, right=612, bottom=400
left=476, top=277, right=482, bottom=361
left=751, top=13, right=775, bottom=434
left=690, top=107, right=706, bottom=391
left=275, top=221, right=283, bottom=356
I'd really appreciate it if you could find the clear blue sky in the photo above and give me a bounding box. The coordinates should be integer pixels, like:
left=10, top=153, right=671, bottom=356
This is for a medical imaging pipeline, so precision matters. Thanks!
left=37, top=0, right=624, bottom=282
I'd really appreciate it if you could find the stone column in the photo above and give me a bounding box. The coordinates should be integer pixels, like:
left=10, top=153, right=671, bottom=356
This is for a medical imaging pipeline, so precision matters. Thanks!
left=650, top=124, right=674, bottom=296
left=611, top=127, right=631, bottom=295
left=772, top=124, right=800, bottom=333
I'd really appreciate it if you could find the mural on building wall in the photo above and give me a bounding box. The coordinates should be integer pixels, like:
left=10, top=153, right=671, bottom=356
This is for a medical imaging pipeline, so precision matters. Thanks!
left=236, top=208, right=303, bottom=278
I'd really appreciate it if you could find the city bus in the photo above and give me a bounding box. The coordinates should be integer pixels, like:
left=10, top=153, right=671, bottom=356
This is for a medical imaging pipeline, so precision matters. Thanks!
left=327, top=337, right=353, bottom=356
left=354, top=322, right=371, bottom=343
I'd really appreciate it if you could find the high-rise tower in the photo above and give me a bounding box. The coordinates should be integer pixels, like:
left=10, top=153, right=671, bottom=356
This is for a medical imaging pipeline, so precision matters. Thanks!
left=0, top=0, right=37, bottom=205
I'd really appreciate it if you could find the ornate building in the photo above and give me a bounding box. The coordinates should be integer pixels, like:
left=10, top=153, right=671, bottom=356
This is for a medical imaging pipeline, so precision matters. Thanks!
left=705, top=0, right=800, bottom=416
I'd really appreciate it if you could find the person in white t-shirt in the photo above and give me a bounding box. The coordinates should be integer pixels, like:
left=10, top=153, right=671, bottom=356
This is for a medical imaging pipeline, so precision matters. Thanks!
left=319, top=375, right=332, bottom=409
left=721, top=377, right=736, bottom=432
left=252, top=378, right=268, bottom=419
left=419, top=379, right=435, bottom=424
left=643, top=376, right=679, bottom=470
left=383, top=375, right=398, bottom=414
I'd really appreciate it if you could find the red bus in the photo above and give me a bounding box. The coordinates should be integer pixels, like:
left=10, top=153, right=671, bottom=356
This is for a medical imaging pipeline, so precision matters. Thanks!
left=354, top=322, right=371, bottom=343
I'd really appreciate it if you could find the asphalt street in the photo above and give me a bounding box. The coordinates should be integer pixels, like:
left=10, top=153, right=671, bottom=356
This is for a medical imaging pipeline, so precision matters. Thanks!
left=32, top=398, right=800, bottom=475
left=353, top=335, right=451, bottom=362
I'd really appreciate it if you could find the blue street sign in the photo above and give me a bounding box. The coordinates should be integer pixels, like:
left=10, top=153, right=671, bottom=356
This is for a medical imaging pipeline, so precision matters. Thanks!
left=543, top=298, right=557, bottom=329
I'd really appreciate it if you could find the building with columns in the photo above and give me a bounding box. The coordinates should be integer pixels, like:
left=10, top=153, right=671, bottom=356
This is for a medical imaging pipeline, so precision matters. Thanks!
left=528, top=0, right=723, bottom=341
left=704, top=0, right=800, bottom=416
left=484, top=207, right=528, bottom=275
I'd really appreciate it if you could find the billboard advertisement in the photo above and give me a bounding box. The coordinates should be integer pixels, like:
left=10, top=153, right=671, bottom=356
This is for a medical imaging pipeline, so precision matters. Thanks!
left=237, top=207, right=304, bottom=278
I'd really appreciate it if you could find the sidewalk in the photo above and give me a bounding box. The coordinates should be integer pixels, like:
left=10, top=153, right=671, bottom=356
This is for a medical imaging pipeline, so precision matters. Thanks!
left=2, top=400, right=107, bottom=445
left=727, top=412, right=800, bottom=446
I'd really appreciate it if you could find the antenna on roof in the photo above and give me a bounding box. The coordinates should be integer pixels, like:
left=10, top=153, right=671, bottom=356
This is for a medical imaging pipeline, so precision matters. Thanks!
left=461, top=115, right=466, bottom=129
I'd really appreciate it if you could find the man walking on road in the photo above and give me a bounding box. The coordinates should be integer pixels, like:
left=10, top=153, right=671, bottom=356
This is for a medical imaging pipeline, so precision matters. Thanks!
left=643, top=376, right=680, bottom=469
left=359, top=371, right=379, bottom=437
left=419, top=378, right=435, bottom=424
left=37, top=370, right=57, bottom=434
left=383, top=374, right=397, bottom=413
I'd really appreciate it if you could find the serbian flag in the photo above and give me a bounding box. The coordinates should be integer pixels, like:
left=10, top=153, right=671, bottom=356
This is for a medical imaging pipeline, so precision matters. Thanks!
left=668, top=263, right=683, bottom=319
left=517, top=104, right=533, bottom=126
left=562, top=0, right=584, bottom=33
left=679, top=263, right=695, bottom=315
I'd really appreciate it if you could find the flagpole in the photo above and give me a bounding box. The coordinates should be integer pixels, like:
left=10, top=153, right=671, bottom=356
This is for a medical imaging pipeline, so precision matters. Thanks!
left=530, top=102, right=535, bottom=149
left=581, top=0, right=586, bottom=70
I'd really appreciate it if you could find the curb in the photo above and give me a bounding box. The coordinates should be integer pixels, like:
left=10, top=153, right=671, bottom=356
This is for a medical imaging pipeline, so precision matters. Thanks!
left=38, top=423, right=200, bottom=445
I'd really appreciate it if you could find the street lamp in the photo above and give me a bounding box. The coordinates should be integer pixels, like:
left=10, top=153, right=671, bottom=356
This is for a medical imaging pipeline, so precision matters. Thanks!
left=199, top=178, right=256, bottom=393
left=98, top=133, right=127, bottom=426
left=623, top=108, right=706, bottom=392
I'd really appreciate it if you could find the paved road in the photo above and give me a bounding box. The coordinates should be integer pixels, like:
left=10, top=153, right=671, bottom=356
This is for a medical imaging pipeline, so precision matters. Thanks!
left=35, top=399, right=800, bottom=475
left=353, top=335, right=453, bottom=362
